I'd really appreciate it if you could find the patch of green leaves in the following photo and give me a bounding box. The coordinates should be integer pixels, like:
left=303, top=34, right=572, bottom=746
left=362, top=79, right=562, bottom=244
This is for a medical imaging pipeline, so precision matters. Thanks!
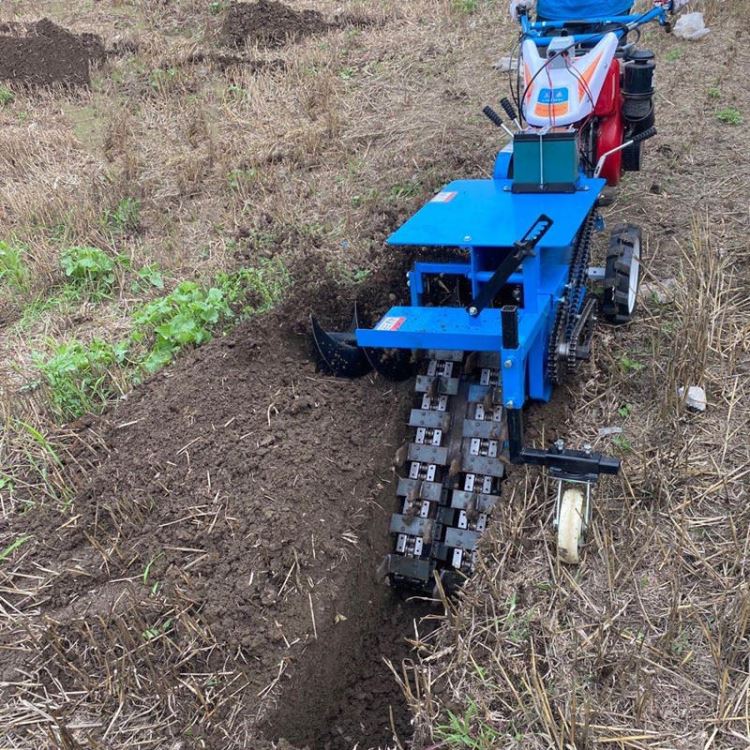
left=716, top=107, right=742, bottom=125
left=209, top=0, right=225, bottom=14
left=60, top=246, right=116, bottom=300
left=389, top=180, right=422, bottom=201
left=612, top=434, right=632, bottom=452
left=665, top=48, right=682, bottom=62
left=0, top=85, right=15, bottom=106
left=131, top=282, right=233, bottom=373
left=453, top=0, right=479, bottom=13
left=617, top=403, right=633, bottom=418
left=143, top=617, right=173, bottom=641
left=0, top=240, right=30, bottom=292
left=707, top=86, right=721, bottom=99
left=216, top=258, right=290, bottom=316
left=35, top=339, right=124, bottom=421
left=130, top=264, right=165, bottom=294
left=619, top=355, right=644, bottom=374
left=227, top=168, right=258, bottom=192
left=435, top=700, right=500, bottom=749
left=105, top=197, right=141, bottom=235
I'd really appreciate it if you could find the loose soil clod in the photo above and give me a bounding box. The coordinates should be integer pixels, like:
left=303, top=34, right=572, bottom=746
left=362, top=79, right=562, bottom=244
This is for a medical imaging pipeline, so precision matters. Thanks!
left=0, top=19, right=104, bottom=87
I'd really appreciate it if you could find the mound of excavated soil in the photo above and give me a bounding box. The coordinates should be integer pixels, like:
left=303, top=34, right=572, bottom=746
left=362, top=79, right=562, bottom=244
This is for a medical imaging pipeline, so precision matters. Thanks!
left=221, top=0, right=372, bottom=49
left=1, top=304, right=416, bottom=749
left=0, top=18, right=104, bottom=87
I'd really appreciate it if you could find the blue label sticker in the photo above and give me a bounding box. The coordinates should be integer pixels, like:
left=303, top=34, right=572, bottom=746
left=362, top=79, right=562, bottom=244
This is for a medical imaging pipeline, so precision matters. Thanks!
left=539, top=87, right=569, bottom=104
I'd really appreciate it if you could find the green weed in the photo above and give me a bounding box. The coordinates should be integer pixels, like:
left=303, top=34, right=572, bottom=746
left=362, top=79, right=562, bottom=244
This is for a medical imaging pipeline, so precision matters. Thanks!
left=60, top=245, right=116, bottom=299
left=0, top=85, right=15, bottom=106
left=143, top=617, right=173, bottom=641
left=35, top=339, right=124, bottom=421
left=131, top=264, right=165, bottom=294
left=0, top=240, right=30, bottom=292
left=707, top=86, right=721, bottom=99
left=131, top=282, right=233, bottom=373
left=216, top=258, right=290, bottom=316
left=105, top=197, right=141, bottom=234
left=619, top=355, right=644, bottom=374
left=227, top=168, right=258, bottom=192
left=453, top=0, right=479, bottom=13
left=389, top=180, right=422, bottom=200
left=716, top=107, right=742, bottom=125
left=209, top=0, right=225, bottom=14
left=0, top=535, right=30, bottom=564
left=435, top=700, right=500, bottom=749
left=665, top=48, right=682, bottom=62
left=612, top=434, right=632, bottom=452
left=618, top=403, right=633, bottom=418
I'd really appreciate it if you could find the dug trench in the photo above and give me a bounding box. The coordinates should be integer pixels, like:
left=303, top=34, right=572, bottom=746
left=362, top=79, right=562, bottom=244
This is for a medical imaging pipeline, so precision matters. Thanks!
left=1, top=263, right=439, bottom=748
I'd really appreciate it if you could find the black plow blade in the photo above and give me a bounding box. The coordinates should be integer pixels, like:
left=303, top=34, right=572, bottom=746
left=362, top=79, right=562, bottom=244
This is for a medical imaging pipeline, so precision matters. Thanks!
left=310, top=307, right=372, bottom=378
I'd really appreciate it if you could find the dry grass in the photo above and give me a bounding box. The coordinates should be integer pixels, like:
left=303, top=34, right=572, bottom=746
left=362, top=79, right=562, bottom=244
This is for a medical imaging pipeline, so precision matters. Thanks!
left=1, top=0, right=749, bottom=748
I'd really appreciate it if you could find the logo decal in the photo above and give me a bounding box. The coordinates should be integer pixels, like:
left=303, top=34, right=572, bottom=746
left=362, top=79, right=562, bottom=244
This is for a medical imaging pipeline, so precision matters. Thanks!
left=376, top=316, right=406, bottom=331
left=431, top=191, right=458, bottom=204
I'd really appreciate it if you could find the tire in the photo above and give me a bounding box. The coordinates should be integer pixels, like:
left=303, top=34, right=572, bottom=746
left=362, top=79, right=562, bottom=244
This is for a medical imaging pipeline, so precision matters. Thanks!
left=557, top=488, right=584, bottom=564
left=602, top=224, right=642, bottom=325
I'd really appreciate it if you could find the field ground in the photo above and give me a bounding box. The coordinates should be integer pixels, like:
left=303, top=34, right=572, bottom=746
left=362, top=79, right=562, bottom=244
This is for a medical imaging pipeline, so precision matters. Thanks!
left=0, top=0, right=749, bottom=749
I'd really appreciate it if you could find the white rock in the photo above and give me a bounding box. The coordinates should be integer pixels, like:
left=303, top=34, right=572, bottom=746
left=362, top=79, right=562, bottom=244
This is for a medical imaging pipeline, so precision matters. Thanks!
left=493, top=56, right=518, bottom=71
left=673, top=12, right=710, bottom=41
left=598, top=426, right=623, bottom=437
left=642, top=277, right=678, bottom=304
left=678, top=385, right=707, bottom=412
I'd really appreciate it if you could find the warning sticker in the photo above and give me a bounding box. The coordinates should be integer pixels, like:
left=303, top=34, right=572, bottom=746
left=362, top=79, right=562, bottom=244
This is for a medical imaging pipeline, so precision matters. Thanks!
left=430, top=190, right=458, bottom=204
left=376, top=316, right=406, bottom=331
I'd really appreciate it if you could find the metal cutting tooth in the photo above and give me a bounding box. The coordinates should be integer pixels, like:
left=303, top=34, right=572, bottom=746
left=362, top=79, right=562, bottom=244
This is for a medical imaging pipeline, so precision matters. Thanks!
left=396, top=534, right=407, bottom=553
left=409, top=462, right=421, bottom=479
left=452, top=548, right=463, bottom=568
left=470, top=438, right=481, bottom=456
left=464, top=473, right=476, bottom=492
left=426, top=464, right=437, bottom=482
left=437, top=395, right=448, bottom=411
left=421, top=393, right=431, bottom=410
left=420, top=501, right=430, bottom=518
left=477, top=514, right=488, bottom=532
left=475, top=403, right=485, bottom=420
left=427, top=360, right=437, bottom=377
left=444, top=361, right=454, bottom=377
left=458, top=510, right=468, bottom=529
left=414, top=537, right=424, bottom=556
left=482, top=476, right=493, bottom=494
left=488, top=441, right=498, bottom=457
left=480, top=368, right=491, bottom=386
left=432, top=429, right=442, bottom=446
left=415, top=427, right=427, bottom=444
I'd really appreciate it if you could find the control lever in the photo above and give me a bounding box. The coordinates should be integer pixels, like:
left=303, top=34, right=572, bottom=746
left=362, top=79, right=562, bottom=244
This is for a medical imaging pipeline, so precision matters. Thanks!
left=500, top=97, right=522, bottom=130
left=594, top=127, right=657, bottom=178
left=482, top=106, right=516, bottom=138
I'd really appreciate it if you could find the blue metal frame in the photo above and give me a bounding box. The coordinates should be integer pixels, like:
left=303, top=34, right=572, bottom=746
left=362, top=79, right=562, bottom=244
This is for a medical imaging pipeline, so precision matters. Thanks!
left=352, top=4, right=669, bottom=415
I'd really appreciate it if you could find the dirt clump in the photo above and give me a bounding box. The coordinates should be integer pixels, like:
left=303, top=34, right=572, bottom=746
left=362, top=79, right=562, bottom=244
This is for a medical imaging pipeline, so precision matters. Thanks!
left=221, top=0, right=371, bottom=49
left=0, top=18, right=104, bottom=87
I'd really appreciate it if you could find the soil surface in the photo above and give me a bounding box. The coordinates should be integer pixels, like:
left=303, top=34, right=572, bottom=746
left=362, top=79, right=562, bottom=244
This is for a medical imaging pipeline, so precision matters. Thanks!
left=1, top=297, right=421, bottom=748
left=221, top=0, right=371, bottom=49
left=0, top=19, right=104, bottom=87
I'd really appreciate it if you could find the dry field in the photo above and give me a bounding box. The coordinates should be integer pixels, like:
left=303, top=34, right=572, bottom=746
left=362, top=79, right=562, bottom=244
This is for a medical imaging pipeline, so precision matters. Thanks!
left=0, top=0, right=748, bottom=749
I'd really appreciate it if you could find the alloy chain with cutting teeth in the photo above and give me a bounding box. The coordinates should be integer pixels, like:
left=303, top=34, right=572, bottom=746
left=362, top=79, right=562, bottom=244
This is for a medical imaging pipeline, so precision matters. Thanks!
left=386, top=351, right=508, bottom=595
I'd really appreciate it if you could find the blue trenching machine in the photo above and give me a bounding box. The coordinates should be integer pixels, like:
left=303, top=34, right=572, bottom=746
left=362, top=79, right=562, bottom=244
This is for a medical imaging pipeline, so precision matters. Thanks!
left=312, top=1, right=675, bottom=592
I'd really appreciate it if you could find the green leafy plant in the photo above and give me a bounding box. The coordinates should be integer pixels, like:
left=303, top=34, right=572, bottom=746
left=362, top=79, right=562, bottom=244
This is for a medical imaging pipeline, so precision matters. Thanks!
left=716, top=107, right=742, bottom=125
left=131, top=282, right=233, bottom=372
left=0, top=240, right=30, bottom=292
left=665, top=48, right=682, bottom=62
left=453, top=0, right=479, bottom=12
left=131, top=264, right=165, bottom=294
left=227, top=168, right=258, bottom=192
left=617, top=403, right=633, bottom=418
left=612, top=434, right=632, bottom=452
left=619, top=355, right=644, bottom=374
left=0, top=85, right=15, bottom=106
left=60, top=245, right=116, bottom=299
left=35, top=339, right=124, bottom=421
left=105, top=197, right=141, bottom=234
left=209, top=0, right=225, bottom=14
left=216, top=258, right=290, bottom=316
left=707, top=86, right=721, bottom=99
left=435, top=700, right=500, bottom=749
left=143, top=617, right=173, bottom=641
left=149, top=67, right=179, bottom=93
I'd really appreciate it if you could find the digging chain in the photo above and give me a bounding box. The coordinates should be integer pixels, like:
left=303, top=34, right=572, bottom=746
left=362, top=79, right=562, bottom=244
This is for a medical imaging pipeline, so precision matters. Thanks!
left=547, top=210, right=597, bottom=385
left=386, top=352, right=506, bottom=595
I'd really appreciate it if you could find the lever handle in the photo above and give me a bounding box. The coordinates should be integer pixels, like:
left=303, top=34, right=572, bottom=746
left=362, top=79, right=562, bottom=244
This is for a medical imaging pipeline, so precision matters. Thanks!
left=631, top=126, right=657, bottom=144
left=500, top=97, right=518, bottom=122
left=482, top=105, right=504, bottom=129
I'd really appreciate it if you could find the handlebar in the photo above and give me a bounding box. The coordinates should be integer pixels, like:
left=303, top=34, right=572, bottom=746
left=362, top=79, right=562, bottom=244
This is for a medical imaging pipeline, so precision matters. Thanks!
left=518, top=3, right=672, bottom=46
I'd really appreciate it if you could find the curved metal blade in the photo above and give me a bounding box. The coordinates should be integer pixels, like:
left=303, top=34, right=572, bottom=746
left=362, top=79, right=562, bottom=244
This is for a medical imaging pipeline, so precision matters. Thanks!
left=354, top=305, right=415, bottom=382
left=310, top=312, right=372, bottom=378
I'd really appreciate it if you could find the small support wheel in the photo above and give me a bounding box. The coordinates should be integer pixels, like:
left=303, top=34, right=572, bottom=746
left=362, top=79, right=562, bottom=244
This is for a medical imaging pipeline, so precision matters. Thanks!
left=602, top=224, right=642, bottom=325
left=557, top=488, right=585, bottom=564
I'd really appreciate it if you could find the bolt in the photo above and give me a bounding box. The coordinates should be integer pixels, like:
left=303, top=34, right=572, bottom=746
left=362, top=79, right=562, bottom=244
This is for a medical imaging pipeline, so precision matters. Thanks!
left=504, top=359, right=512, bottom=369
left=468, top=306, right=479, bottom=317
left=464, top=235, right=472, bottom=243
left=554, top=438, right=565, bottom=452
left=583, top=443, right=592, bottom=455
left=506, top=399, right=514, bottom=408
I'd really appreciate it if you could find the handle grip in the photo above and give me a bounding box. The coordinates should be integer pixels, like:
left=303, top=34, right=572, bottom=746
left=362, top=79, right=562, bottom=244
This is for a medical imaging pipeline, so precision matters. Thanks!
left=500, top=97, right=518, bottom=122
left=482, top=106, right=504, bottom=129
left=631, top=125, right=657, bottom=144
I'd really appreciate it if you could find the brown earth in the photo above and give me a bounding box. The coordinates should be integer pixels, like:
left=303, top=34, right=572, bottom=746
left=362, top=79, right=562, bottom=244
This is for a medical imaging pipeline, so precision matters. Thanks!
left=221, top=0, right=372, bottom=49
left=0, top=18, right=104, bottom=87
left=0, top=281, right=428, bottom=748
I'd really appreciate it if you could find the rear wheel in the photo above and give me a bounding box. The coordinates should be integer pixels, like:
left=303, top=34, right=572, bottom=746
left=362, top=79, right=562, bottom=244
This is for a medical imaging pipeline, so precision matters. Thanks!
left=557, top=488, right=584, bottom=564
left=602, top=224, right=642, bottom=325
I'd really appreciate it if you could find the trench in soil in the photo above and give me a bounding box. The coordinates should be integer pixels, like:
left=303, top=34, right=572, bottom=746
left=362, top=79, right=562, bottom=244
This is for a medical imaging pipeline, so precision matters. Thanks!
left=264, top=468, right=432, bottom=750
